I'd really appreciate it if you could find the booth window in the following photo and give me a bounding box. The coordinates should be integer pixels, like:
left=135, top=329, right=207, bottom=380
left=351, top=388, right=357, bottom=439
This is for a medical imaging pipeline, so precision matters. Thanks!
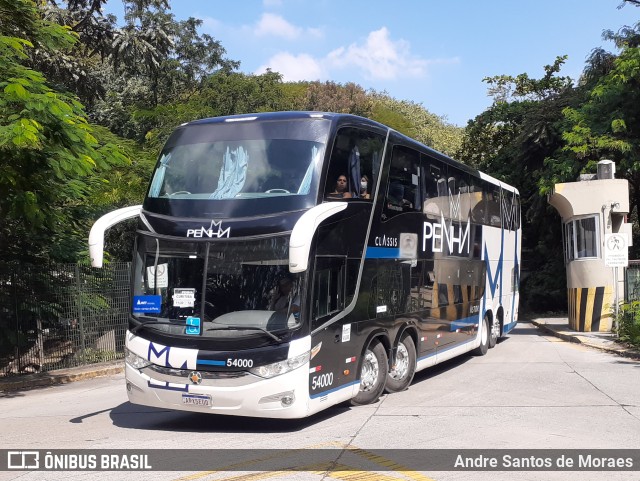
left=564, top=216, right=599, bottom=261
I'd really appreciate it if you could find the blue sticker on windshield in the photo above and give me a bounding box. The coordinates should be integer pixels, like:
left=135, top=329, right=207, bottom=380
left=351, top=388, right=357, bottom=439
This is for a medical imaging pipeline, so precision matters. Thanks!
left=133, top=295, right=162, bottom=313
left=186, top=317, right=201, bottom=335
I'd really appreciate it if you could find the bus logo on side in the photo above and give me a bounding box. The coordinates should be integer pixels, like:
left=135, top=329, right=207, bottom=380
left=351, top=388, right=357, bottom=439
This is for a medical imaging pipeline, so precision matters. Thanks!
left=423, top=215, right=470, bottom=254
left=186, top=220, right=231, bottom=238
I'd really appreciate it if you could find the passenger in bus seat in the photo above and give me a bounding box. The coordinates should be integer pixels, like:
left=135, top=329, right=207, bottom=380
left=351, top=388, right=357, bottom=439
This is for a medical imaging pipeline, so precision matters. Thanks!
left=326, top=174, right=353, bottom=199
left=360, top=175, right=371, bottom=199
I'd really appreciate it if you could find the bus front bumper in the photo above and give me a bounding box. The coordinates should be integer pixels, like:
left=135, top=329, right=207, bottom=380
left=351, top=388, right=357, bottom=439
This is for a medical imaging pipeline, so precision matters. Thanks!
left=125, top=362, right=312, bottom=419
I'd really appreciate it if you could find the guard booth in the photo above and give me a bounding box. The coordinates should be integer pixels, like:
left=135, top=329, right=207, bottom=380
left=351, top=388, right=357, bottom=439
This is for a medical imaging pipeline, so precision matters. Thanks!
left=548, top=160, right=631, bottom=332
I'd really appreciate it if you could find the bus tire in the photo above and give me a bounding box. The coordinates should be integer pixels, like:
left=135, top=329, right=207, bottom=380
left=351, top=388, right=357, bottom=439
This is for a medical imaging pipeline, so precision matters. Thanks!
left=472, top=315, right=490, bottom=356
left=351, top=340, right=388, bottom=406
left=385, top=334, right=416, bottom=393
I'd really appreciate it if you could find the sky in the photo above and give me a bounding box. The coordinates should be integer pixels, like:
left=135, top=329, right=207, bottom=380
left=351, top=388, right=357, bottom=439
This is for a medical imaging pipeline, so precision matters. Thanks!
left=105, top=0, right=639, bottom=126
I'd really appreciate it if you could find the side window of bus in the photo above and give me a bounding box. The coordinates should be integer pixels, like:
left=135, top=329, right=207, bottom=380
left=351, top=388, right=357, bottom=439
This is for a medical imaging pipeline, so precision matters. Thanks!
left=422, top=157, right=445, bottom=220
left=485, top=183, right=501, bottom=227
left=324, top=127, right=385, bottom=201
left=451, top=170, right=471, bottom=222
left=469, top=176, right=485, bottom=224
left=502, top=190, right=519, bottom=231
left=434, top=166, right=471, bottom=222
left=383, top=146, right=421, bottom=219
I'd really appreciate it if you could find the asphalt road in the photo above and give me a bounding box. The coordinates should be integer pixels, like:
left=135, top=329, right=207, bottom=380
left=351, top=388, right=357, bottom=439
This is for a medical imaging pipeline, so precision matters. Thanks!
left=1, top=320, right=639, bottom=481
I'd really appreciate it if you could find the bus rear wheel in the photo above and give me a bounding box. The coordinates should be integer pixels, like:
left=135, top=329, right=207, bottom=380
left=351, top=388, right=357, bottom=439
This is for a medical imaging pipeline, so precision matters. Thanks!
left=385, top=334, right=416, bottom=393
left=472, top=315, right=490, bottom=356
left=351, top=340, right=388, bottom=406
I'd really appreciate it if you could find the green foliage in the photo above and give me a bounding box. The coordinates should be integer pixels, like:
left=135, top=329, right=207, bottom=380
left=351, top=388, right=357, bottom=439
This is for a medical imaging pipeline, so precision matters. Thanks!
left=198, top=70, right=287, bottom=117
left=298, top=81, right=373, bottom=117
left=484, top=56, right=573, bottom=102
left=75, top=348, right=119, bottom=363
left=0, top=0, right=127, bottom=263
left=614, top=301, right=640, bottom=347
left=369, top=92, right=463, bottom=156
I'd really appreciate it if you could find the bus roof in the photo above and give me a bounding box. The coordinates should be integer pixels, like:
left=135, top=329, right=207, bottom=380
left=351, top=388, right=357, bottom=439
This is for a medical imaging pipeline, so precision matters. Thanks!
left=184, top=111, right=387, bottom=128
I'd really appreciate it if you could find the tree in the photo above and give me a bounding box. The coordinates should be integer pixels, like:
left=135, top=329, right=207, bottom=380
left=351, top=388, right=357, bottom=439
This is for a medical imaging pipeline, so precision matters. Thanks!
left=0, top=0, right=127, bottom=263
left=370, top=92, right=463, bottom=157
left=299, top=81, right=373, bottom=117
left=89, top=5, right=239, bottom=141
left=29, top=0, right=117, bottom=105
left=483, top=55, right=573, bottom=103
left=549, top=23, right=640, bottom=254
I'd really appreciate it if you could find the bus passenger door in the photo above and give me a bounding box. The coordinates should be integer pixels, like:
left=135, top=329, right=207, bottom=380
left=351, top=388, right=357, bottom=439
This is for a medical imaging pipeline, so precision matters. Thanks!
left=308, top=255, right=359, bottom=400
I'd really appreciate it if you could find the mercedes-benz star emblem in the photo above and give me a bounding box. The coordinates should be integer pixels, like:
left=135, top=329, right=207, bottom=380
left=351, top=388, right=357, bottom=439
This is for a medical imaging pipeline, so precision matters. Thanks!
left=188, top=371, right=202, bottom=385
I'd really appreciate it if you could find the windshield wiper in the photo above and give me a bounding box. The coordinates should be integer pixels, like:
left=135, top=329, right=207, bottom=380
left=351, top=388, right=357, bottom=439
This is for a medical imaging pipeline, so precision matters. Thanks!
left=131, top=317, right=185, bottom=334
left=206, top=324, right=282, bottom=342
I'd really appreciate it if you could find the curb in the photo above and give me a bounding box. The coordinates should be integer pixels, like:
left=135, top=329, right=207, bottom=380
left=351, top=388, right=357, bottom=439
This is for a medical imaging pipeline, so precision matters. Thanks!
left=530, top=320, right=640, bottom=360
left=0, top=361, right=124, bottom=393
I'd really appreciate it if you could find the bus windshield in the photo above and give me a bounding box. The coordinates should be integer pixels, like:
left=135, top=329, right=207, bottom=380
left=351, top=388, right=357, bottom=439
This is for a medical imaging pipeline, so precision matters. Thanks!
left=132, top=233, right=305, bottom=341
left=146, top=118, right=329, bottom=211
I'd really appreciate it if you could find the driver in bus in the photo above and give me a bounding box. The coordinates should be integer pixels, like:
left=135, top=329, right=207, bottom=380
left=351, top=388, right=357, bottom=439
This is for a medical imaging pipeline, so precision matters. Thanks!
left=326, top=174, right=353, bottom=200
left=269, top=277, right=300, bottom=315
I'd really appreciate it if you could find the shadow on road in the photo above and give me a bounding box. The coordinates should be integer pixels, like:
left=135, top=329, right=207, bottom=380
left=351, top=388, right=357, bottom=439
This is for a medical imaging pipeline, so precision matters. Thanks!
left=107, top=400, right=350, bottom=433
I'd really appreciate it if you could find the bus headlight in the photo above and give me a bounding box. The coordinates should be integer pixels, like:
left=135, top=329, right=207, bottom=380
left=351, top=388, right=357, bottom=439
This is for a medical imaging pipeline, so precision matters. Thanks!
left=125, top=348, right=152, bottom=369
left=249, top=351, right=310, bottom=378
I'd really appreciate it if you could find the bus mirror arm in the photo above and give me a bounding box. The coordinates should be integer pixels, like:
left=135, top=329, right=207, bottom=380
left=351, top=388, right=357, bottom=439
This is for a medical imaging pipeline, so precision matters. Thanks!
left=289, top=202, right=348, bottom=273
left=88, top=205, right=143, bottom=268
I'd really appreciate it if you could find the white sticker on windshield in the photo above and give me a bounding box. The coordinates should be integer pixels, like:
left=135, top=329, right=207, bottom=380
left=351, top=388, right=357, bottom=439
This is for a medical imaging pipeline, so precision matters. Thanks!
left=173, top=288, right=196, bottom=308
left=147, top=263, right=168, bottom=288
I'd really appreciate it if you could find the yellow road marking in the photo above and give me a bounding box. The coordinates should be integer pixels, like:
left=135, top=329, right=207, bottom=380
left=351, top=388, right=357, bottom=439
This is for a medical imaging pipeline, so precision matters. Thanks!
left=307, top=462, right=430, bottom=480
left=171, top=443, right=436, bottom=481
left=173, top=442, right=341, bottom=480
left=186, top=472, right=286, bottom=481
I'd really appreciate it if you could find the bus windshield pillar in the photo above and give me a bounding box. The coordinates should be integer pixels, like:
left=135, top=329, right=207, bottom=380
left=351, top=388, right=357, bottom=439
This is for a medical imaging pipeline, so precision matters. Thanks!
left=289, top=202, right=348, bottom=273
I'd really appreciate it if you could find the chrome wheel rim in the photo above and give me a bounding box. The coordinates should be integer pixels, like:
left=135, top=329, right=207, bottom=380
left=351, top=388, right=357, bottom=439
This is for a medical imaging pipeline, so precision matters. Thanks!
left=389, top=341, right=409, bottom=381
left=360, top=349, right=379, bottom=392
left=491, top=320, right=500, bottom=341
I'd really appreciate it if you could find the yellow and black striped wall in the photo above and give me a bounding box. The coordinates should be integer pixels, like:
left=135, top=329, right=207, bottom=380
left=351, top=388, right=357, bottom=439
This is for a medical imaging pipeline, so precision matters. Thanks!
left=567, top=286, right=613, bottom=332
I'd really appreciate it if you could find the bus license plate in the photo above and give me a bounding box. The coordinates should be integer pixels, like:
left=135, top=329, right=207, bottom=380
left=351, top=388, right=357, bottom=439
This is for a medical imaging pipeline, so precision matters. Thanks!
left=182, top=394, right=211, bottom=406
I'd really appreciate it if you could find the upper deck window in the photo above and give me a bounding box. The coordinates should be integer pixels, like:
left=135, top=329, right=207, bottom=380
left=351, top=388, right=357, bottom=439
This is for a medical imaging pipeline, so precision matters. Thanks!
left=145, top=118, right=330, bottom=217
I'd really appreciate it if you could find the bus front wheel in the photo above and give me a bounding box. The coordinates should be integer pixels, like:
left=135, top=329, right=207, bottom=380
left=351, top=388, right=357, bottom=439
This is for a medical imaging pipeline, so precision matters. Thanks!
left=385, top=334, right=416, bottom=393
left=351, top=340, right=388, bottom=405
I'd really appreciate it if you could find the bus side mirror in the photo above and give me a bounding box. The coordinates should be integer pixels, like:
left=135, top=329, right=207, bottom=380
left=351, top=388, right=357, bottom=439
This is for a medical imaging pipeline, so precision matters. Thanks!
left=89, top=205, right=142, bottom=267
left=289, top=202, right=347, bottom=273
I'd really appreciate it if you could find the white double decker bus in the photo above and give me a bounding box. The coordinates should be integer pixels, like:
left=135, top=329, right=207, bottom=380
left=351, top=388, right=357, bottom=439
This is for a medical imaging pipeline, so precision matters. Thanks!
left=90, top=111, right=521, bottom=418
